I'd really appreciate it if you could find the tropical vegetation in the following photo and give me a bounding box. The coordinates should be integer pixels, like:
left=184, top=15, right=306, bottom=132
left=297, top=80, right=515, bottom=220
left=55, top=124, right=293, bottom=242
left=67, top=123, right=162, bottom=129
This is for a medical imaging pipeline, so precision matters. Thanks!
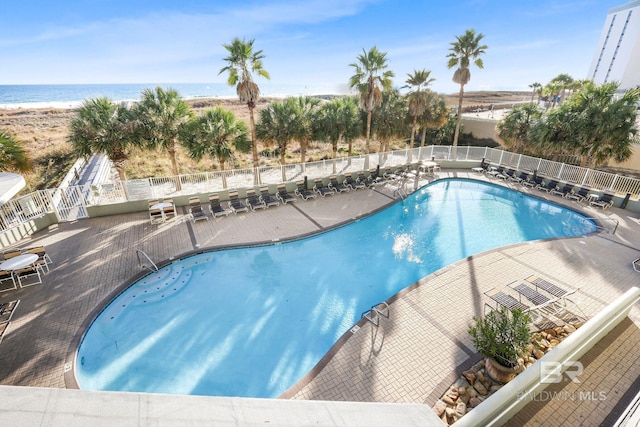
left=0, top=130, right=30, bottom=172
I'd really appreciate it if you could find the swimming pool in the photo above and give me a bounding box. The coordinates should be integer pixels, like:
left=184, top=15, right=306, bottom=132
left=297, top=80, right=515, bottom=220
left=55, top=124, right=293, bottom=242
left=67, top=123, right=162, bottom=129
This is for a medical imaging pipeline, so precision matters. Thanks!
left=75, top=179, right=597, bottom=398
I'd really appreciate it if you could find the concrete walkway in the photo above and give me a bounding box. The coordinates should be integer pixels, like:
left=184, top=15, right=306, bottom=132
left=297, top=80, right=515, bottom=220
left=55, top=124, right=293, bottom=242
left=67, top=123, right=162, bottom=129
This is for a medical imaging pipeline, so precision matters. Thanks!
left=0, top=170, right=638, bottom=425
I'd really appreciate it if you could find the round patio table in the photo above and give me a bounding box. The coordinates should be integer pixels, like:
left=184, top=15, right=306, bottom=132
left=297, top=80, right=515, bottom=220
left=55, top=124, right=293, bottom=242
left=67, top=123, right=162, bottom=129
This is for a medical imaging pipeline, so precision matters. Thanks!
left=0, top=253, right=38, bottom=271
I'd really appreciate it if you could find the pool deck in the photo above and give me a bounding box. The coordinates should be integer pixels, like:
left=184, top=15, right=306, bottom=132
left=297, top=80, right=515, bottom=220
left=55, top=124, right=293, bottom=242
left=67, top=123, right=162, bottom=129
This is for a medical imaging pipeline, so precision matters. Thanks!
left=0, top=170, right=639, bottom=425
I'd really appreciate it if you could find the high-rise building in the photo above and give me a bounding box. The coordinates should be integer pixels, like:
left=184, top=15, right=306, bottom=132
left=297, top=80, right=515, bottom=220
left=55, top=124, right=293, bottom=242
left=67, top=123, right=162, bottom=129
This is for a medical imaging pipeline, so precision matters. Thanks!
left=588, top=1, right=640, bottom=90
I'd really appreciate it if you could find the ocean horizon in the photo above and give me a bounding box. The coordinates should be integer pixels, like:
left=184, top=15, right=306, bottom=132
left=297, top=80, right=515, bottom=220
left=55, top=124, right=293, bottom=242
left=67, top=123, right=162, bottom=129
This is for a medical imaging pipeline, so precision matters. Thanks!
left=0, top=82, right=351, bottom=109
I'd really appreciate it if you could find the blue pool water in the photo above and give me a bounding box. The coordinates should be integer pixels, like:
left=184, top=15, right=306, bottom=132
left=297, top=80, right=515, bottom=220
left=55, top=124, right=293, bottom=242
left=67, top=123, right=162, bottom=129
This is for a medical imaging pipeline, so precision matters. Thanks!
left=76, top=179, right=596, bottom=397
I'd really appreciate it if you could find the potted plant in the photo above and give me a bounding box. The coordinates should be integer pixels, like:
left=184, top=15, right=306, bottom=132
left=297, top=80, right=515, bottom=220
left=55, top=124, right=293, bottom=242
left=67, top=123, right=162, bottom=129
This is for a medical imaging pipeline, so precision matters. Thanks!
left=468, top=306, right=532, bottom=383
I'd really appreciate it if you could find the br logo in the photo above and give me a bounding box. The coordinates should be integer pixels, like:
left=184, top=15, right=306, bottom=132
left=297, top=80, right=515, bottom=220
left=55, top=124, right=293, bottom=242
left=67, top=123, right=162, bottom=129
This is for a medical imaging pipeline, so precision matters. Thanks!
left=540, top=361, right=583, bottom=384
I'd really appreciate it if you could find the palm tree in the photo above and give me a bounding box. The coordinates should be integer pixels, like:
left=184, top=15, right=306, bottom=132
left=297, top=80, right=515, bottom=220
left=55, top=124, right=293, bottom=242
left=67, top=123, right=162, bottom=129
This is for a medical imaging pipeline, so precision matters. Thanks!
left=550, top=73, right=574, bottom=104
left=135, top=87, right=192, bottom=188
left=528, top=82, right=542, bottom=103
left=291, top=96, right=321, bottom=163
left=219, top=37, right=270, bottom=169
left=349, top=46, right=395, bottom=154
left=68, top=97, right=137, bottom=182
left=447, top=29, right=487, bottom=157
left=371, top=89, right=407, bottom=154
left=0, top=130, right=30, bottom=172
left=406, top=69, right=435, bottom=146
left=496, top=103, right=543, bottom=154
left=316, top=97, right=363, bottom=159
left=180, top=107, right=250, bottom=172
left=418, top=90, right=449, bottom=147
left=255, top=99, right=298, bottom=165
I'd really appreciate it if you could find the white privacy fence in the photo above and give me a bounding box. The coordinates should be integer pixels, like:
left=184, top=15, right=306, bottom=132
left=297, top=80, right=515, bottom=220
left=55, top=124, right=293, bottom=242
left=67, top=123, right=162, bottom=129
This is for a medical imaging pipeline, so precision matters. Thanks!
left=1, top=145, right=639, bottom=230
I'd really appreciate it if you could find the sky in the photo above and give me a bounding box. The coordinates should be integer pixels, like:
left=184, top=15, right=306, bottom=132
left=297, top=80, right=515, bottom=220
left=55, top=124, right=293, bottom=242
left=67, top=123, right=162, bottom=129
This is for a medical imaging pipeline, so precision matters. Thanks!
left=0, top=0, right=626, bottom=94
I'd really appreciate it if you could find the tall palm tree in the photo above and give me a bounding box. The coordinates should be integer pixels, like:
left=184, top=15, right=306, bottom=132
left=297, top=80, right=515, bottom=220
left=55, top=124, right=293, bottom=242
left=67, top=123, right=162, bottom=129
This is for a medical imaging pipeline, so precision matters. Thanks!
left=349, top=46, right=394, bottom=154
left=68, top=97, right=137, bottom=182
left=255, top=99, right=298, bottom=165
left=371, top=89, right=407, bottom=153
left=219, top=37, right=270, bottom=169
left=447, top=29, right=487, bottom=156
left=0, top=130, right=30, bottom=172
left=135, top=87, right=192, bottom=188
left=180, top=107, right=250, bottom=172
left=406, top=69, right=435, bottom=146
left=528, top=82, right=542, bottom=103
left=550, top=73, right=574, bottom=104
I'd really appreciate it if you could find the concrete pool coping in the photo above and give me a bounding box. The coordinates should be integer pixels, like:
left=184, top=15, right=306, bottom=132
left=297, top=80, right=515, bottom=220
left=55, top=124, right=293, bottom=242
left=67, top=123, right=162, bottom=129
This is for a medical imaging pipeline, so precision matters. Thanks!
left=1, top=170, right=639, bottom=425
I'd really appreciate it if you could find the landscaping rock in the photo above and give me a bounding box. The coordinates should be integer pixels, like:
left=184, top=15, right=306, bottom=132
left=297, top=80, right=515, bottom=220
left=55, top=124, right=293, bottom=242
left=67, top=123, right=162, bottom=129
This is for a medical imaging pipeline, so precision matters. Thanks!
left=432, top=400, right=447, bottom=417
left=462, top=370, right=476, bottom=385
left=564, top=324, right=576, bottom=333
left=533, top=349, right=545, bottom=359
left=456, top=402, right=467, bottom=418
left=473, top=381, right=488, bottom=396
left=469, top=397, right=483, bottom=408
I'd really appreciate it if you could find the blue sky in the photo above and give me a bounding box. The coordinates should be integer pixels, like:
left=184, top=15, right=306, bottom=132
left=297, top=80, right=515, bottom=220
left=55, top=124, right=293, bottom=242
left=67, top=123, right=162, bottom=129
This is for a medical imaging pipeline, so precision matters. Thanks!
left=0, top=0, right=624, bottom=94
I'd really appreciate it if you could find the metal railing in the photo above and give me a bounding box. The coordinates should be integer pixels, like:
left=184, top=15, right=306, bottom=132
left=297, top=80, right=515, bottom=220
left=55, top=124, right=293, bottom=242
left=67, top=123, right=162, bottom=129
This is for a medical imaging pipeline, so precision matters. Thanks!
left=1, top=145, right=640, bottom=232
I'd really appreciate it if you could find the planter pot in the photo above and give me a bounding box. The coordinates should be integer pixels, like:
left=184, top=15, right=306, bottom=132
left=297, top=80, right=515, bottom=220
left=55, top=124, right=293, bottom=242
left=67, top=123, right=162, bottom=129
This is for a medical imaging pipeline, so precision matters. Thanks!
left=485, top=357, right=522, bottom=384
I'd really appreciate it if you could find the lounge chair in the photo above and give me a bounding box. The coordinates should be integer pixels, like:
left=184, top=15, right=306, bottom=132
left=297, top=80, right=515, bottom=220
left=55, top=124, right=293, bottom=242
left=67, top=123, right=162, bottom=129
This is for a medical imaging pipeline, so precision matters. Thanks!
left=328, top=175, right=349, bottom=193
left=259, top=187, right=280, bottom=208
left=487, top=166, right=507, bottom=179
left=24, top=246, right=53, bottom=273
left=472, top=161, right=490, bottom=174
left=227, top=190, right=249, bottom=214
left=355, top=171, right=370, bottom=187
left=0, top=270, right=16, bottom=293
left=0, top=299, right=20, bottom=323
left=524, top=275, right=579, bottom=301
left=512, top=171, right=529, bottom=183
left=483, top=287, right=529, bottom=315
left=162, top=198, right=177, bottom=220
left=550, top=183, right=574, bottom=197
left=208, top=194, right=231, bottom=217
left=246, top=189, right=267, bottom=211
left=294, top=180, right=317, bottom=201
left=276, top=183, right=297, bottom=204
left=565, top=186, right=590, bottom=202
left=536, top=179, right=559, bottom=193
left=504, top=169, right=517, bottom=181
left=590, top=192, right=615, bottom=209
left=313, top=178, right=335, bottom=197
left=365, top=168, right=384, bottom=187
left=188, top=197, right=209, bottom=223
left=522, top=175, right=543, bottom=188
left=343, top=173, right=365, bottom=190
left=633, top=258, right=640, bottom=273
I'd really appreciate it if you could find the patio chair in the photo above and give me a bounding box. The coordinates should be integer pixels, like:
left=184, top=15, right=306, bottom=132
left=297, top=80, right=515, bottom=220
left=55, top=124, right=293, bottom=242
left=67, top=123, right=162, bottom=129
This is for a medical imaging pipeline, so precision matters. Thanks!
left=536, top=179, right=559, bottom=193
left=276, top=184, right=297, bottom=204
left=208, top=194, right=231, bottom=217
left=590, top=192, right=615, bottom=209
left=0, top=270, right=17, bottom=293
left=343, top=172, right=365, bottom=190
left=227, top=190, right=249, bottom=214
left=188, top=197, right=209, bottom=223
left=513, top=171, right=529, bottom=183
left=550, top=183, right=574, bottom=197
left=259, top=187, right=280, bottom=208
left=148, top=207, right=164, bottom=224
left=328, top=175, right=349, bottom=193
left=504, top=169, right=518, bottom=181
left=365, top=168, right=384, bottom=187
left=14, top=265, right=42, bottom=288
left=0, top=299, right=20, bottom=323
left=487, top=166, right=507, bottom=179
left=2, top=249, right=22, bottom=260
left=246, top=189, right=267, bottom=211
left=565, top=186, right=590, bottom=202
left=313, top=178, right=335, bottom=197
left=162, top=198, right=177, bottom=220
left=0, top=321, right=10, bottom=345
left=294, top=180, right=317, bottom=201
left=24, top=246, right=53, bottom=273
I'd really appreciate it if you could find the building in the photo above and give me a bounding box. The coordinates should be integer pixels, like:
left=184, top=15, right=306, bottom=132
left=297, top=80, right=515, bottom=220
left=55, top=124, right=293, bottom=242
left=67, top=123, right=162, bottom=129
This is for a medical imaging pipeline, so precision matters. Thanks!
left=588, top=0, right=640, bottom=90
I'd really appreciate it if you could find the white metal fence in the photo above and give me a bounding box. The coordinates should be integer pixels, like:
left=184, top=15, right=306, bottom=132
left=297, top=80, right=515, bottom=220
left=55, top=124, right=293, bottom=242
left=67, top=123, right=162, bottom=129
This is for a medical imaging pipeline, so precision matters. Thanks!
left=1, top=145, right=639, bottom=231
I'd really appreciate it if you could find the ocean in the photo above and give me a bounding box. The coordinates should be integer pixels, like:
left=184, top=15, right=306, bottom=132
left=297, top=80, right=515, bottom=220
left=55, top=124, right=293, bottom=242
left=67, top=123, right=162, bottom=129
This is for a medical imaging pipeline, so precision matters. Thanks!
left=0, top=82, right=350, bottom=109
